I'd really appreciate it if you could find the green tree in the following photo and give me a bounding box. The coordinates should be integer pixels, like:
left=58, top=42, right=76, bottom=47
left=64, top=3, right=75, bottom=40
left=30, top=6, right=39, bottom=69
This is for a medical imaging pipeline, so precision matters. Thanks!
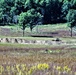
left=0, top=0, right=76, bottom=28
left=61, top=1, right=71, bottom=22
left=15, top=0, right=26, bottom=14
left=19, top=9, right=42, bottom=36
left=0, top=0, right=15, bottom=25
left=18, top=12, right=28, bottom=37
left=66, top=9, right=76, bottom=37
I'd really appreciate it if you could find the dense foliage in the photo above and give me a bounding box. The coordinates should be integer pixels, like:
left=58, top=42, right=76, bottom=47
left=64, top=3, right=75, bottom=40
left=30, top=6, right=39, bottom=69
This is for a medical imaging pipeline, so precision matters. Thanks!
left=19, top=9, right=42, bottom=36
left=0, top=0, right=76, bottom=28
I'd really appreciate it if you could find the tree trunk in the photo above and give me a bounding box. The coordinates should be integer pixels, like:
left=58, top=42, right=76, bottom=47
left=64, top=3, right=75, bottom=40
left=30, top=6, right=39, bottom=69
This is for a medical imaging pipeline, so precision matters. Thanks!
left=71, top=27, right=73, bottom=37
left=36, top=25, right=38, bottom=33
left=23, top=30, right=24, bottom=37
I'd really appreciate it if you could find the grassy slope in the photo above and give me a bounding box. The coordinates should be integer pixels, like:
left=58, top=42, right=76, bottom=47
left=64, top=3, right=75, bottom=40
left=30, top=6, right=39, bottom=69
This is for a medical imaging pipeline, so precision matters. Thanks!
left=0, top=23, right=76, bottom=52
left=0, top=23, right=71, bottom=37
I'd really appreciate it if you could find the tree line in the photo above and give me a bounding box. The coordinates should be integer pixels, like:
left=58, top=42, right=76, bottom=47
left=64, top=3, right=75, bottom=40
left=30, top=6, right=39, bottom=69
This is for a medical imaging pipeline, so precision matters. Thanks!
left=0, top=0, right=76, bottom=36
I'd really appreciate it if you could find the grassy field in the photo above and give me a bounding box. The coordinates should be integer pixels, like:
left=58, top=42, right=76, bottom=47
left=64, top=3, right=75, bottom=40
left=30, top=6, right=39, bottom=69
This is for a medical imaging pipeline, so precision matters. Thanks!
left=0, top=23, right=76, bottom=75
left=0, top=42, right=76, bottom=75
left=0, top=23, right=73, bottom=37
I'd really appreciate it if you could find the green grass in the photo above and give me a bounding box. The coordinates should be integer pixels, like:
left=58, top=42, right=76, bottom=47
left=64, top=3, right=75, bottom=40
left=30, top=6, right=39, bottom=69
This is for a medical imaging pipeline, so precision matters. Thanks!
left=0, top=23, right=69, bottom=32
left=0, top=36, right=76, bottom=41
left=26, top=23, right=69, bottom=32
left=0, top=42, right=66, bottom=48
left=0, top=42, right=76, bottom=50
left=0, top=43, right=50, bottom=48
left=0, top=23, right=75, bottom=37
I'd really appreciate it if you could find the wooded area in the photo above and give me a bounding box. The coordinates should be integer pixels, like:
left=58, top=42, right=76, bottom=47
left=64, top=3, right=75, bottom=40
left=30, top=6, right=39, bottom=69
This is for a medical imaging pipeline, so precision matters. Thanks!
left=0, top=0, right=76, bottom=36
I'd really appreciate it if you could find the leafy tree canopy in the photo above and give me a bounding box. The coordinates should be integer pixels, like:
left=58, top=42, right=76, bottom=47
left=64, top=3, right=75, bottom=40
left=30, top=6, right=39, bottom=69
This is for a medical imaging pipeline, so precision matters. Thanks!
left=0, top=0, right=76, bottom=25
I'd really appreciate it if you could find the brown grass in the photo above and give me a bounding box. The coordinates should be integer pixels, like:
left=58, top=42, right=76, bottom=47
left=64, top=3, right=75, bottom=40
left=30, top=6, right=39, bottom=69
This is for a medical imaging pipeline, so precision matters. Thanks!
left=0, top=42, right=75, bottom=75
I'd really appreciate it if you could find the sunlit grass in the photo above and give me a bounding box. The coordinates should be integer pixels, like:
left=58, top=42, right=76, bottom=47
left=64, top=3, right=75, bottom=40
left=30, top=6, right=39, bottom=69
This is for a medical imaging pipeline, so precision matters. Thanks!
left=0, top=63, right=75, bottom=75
left=0, top=23, right=70, bottom=37
left=0, top=46, right=75, bottom=75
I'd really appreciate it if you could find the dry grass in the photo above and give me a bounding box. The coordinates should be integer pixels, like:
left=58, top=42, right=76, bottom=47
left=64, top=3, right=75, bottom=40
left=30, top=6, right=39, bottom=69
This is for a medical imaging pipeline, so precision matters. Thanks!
left=0, top=23, right=76, bottom=37
left=0, top=44, right=76, bottom=75
left=0, top=24, right=76, bottom=75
